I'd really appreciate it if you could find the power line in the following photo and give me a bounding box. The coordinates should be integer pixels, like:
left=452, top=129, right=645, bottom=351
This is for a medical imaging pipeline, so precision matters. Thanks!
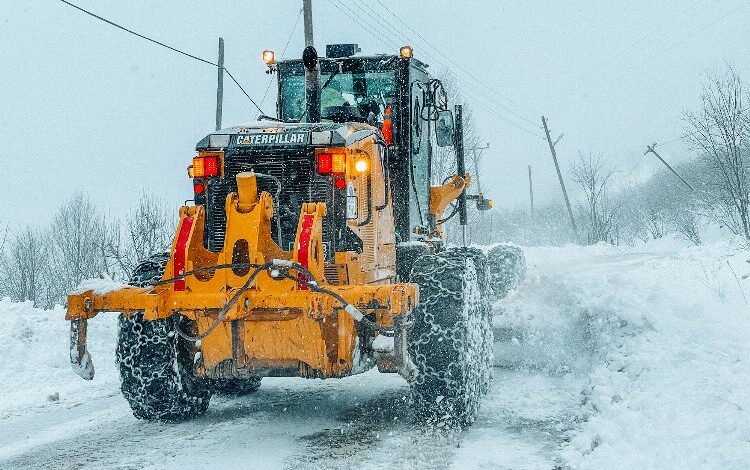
left=260, top=7, right=304, bottom=107
left=609, top=0, right=715, bottom=63
left=657, top=135, right=684, bottom=147
left=327, top=0, right=402, bottom=51
left=372, top=0, right=537, bottom=117
left=623, top=133, right=690, bottom=180
left=642, top=1, right=744, bottom=63
left=58, top=0, right=266, bottom=115
left=224, top=70, right=264, bottom=116
left=331, top=0, right=544, bottom=138
left=58, top=0, right=217, bottom=66
left=350, top=0, right=542, bottom=131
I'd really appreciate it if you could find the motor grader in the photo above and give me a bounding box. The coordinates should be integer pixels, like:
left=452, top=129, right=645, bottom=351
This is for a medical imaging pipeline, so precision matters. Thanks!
left=66, top=44, right=495, bottom=426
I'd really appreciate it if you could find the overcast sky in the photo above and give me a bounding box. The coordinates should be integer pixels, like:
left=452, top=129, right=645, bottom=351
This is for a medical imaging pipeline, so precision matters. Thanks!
left=1, top=0, right=749, bottom=226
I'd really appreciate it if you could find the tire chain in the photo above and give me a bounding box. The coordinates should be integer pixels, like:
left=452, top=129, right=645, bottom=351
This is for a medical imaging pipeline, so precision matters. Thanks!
left=441, top=248, right=494, bottom=395
left=116, top=252, right=210, bottom=421
left=407, top=248, right=491, bottom=427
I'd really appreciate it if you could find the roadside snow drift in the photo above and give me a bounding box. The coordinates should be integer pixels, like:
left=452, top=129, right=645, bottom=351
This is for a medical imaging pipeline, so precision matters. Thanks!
left=0, top=300, right=120, bottom=416
left=494, top=237, right=750, bottom=468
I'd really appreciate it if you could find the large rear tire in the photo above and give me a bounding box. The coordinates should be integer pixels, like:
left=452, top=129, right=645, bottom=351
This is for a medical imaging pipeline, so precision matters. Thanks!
left=116, top=253, right=211, bottom=422
left=441, top=247, right=494, bottom=395
left=487, top=244, right=527, bottom=300
left=407, top=248, right=490, bottom=427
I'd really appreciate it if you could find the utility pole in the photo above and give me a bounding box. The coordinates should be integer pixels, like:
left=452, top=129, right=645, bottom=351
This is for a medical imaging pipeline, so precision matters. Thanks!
left=302, top=0, right=321, bottom=122
left=468, top=143, right=490, bottom=194
left=303, top=0, right=314, bottom=47
left=528, top=165, right=534, bottom=215
left=542, top=116, right=579, bottom=242
left=215, top=37, right=224, bottom=132
left=644, top=143, right=695, bottom=191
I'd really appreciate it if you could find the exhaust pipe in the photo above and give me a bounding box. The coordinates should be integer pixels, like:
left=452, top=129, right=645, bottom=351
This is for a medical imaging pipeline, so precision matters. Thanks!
left=303, top=45, right=321, bottom=123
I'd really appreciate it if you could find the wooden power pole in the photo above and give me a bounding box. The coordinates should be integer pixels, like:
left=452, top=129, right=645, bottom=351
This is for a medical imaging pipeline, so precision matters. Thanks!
left=303, top=0, right=314, bottom=47
left=302, top=0, right=321, bottom=123
left=542, top=116, right=579, bottom=242
left=528, top=164, right=534, bottom=215
left=644, top=144, right=695, bottom=191
left=215, top=37, right=224, bottom=131
left=468, top=143, right=490, bottom=194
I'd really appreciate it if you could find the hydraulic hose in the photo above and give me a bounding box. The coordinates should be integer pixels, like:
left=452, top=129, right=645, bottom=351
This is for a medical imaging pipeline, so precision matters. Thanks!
left=150, top=259, right=394, bottom=341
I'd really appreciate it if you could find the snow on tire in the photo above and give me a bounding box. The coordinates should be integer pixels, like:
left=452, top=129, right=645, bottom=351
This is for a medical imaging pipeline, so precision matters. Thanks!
left=439, top=247, right=494, bottom=394
left=487, top=244, right=527, bottom=300
left=127, top=251, right=170, bottom=288
left=407, top=248, right=489, bottom=427
left=116, top=252, right=211, bottom=422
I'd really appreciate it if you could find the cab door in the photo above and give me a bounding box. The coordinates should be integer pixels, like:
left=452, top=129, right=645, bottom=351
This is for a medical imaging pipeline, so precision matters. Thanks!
left=408, top=72, right=432, bottom=239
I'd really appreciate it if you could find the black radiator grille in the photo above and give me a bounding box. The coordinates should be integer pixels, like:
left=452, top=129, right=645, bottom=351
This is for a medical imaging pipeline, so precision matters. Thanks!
left=204, top=147, right=334, bottom=259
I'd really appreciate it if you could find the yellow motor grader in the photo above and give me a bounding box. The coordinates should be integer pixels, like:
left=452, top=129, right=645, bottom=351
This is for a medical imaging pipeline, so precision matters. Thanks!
left=66, top=44, right=494, bottom=426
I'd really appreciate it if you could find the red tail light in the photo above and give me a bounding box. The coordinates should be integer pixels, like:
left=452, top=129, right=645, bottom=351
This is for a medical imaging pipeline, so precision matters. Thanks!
left=317, top=153, right=333, bottom=174
left=192, top=153, right=220, bottom=178
left=317, top=152, right=346, bottom=175
left=203, top=156, right=218, bottom=176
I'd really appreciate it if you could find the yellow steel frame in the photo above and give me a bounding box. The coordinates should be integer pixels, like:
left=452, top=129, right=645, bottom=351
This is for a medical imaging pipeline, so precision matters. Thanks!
left=67, top=172, right=417, bottom=379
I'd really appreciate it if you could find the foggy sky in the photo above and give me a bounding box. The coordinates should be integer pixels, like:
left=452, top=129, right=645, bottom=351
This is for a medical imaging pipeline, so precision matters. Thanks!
left=1, top=0, right=748, bottom=226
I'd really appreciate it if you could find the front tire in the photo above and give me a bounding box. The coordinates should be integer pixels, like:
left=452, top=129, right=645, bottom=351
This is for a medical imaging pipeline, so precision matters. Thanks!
left=407, top=248, right=490, bottom=427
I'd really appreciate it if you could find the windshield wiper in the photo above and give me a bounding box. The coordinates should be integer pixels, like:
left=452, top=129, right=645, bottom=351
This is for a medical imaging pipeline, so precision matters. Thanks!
left=321, top=70, right=340, bottom=91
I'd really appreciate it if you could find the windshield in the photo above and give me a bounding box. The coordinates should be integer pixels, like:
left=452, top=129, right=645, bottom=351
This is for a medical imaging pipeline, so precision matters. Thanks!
left=280, top=71, right=397, bottom=122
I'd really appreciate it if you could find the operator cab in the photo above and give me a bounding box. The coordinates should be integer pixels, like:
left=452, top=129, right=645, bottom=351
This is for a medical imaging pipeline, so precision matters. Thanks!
left=194, top=45, right=457, bottom=263
left=273, top=44, right=437, bottom=243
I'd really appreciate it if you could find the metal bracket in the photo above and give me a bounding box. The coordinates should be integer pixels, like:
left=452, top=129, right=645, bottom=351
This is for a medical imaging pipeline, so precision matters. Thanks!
left=70, top=318, right=95, bottom=380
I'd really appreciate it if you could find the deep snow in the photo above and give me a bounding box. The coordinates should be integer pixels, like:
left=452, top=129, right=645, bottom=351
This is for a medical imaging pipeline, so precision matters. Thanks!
left=0, top=237, right=748, bottom=469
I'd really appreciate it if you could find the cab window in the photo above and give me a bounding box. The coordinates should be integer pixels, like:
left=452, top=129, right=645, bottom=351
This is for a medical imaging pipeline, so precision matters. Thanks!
left=280, top=71, right=397, bottom=122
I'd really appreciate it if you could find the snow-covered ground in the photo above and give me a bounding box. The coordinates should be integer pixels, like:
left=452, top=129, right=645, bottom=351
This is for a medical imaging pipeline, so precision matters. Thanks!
left=0, top=237, right=748, bottom=469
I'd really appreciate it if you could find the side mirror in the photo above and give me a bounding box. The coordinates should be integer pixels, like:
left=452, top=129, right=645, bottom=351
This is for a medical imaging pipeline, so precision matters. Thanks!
left=435, top=110, right=455, bottom=147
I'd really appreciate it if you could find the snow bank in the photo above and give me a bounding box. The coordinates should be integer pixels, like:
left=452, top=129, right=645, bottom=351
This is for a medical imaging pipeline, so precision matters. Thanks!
left=0, top=299, right=119, bottom=415
left=495, top=237, right=750, bottom=468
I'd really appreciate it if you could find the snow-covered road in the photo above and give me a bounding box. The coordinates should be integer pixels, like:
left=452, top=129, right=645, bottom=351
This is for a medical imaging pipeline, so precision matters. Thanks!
left=0, top=369, right=581, bottom=469
left=1, top=239, right=748, bottom=469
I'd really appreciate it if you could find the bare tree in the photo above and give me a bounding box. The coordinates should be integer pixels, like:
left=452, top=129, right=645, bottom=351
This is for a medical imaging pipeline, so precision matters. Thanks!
left=0, top=223, right=7, bottom=254
left=571, top=153, right=619, bottom=244
left=105, top=192, right=176, bottom=277
left=0, top=226, right=51, bottom=306
left=47, top=193, right=109, bottom=301
left=685, top=65, right=750, bottom=240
